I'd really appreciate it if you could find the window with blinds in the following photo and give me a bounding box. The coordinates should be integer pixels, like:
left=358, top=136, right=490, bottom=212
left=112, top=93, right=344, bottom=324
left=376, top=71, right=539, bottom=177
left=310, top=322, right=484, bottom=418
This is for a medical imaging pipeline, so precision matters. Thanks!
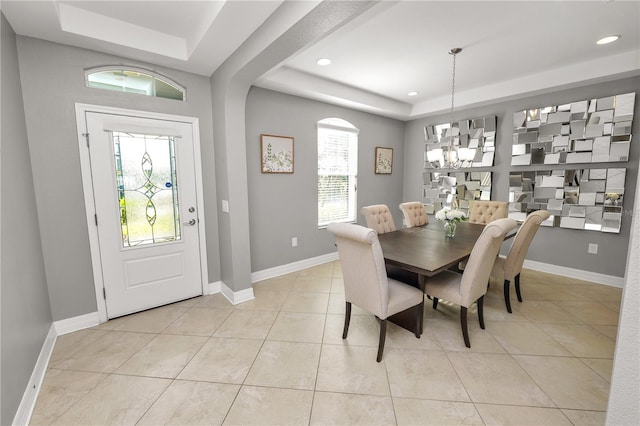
left=317, top=118, right=359, bottom=227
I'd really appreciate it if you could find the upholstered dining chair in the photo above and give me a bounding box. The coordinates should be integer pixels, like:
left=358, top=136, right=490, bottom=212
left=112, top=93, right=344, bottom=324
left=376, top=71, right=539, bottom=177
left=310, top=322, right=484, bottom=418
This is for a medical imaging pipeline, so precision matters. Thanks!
left=491, top=210, right=550, bottom=313
left=399, top=202, right=429, bottom=228
left=425, top=218, right=517, bottom=348
left=468, top=200, right=508, bottom=224
left=361, top=204, right=396, bottom=234
left=328, top=222, right=424, bottom=362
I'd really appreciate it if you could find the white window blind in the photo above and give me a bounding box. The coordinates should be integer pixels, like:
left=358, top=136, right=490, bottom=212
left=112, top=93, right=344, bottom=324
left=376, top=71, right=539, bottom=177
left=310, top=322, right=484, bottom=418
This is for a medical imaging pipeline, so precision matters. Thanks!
left=317, top=119, right=358, bottom=227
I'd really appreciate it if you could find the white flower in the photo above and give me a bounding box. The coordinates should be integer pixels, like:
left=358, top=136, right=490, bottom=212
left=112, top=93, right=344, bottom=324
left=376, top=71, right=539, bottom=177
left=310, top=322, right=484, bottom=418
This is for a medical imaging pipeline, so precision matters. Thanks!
left=435, top=208, right=467, bottom=222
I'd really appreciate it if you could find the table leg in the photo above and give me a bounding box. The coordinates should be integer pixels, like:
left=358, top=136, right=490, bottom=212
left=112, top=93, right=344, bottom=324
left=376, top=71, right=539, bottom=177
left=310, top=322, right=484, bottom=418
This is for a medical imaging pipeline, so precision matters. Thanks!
left=388, top=303, right=423, bottom=335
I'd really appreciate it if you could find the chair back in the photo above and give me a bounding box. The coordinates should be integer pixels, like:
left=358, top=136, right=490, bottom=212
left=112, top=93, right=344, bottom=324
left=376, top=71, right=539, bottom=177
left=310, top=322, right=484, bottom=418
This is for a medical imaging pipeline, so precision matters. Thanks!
left=468, top=200, right=508, bottom=224
left=460, top=218, right=517, bottom=306
left=399, top=202, right=429, bottom=228
left=328, top=222, right=389, bottom=318
left=503, top=210, right=550, bottom=280
left=361, top=204, right=396, bottom=234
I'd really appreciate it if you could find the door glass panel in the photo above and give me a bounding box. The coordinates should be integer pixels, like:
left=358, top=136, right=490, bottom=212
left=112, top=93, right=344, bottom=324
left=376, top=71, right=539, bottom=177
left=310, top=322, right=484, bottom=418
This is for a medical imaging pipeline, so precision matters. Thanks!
left=112, top=132, right=181, bottom=247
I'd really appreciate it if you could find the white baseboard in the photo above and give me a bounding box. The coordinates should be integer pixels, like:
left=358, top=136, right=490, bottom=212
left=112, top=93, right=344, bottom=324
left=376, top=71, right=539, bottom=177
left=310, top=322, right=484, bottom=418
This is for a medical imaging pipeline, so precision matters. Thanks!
left=12, top=325, right=57, bottom=426
left=207, top=280, right=222, bottom=295
left=53, top=312, right=100, bottom=336
left=248, top=252, right=623, bottom=288
left=209, top=279, right=255, bottom=305
left=523, top=259, right=624, bottom=288
left=251, top=252, right=339, bottom=283
left=220, top=281, right=255, bottom=305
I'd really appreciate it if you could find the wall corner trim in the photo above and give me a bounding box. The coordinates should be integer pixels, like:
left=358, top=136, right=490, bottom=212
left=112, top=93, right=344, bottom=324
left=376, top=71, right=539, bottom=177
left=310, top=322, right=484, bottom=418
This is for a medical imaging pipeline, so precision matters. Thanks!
left=522, top=259, right=624, bottom=288
left=53, top=312, right=100, bottom=336
left=220, top=281, right=255, bottom=305
left=12, top=325, right=57, bottom=426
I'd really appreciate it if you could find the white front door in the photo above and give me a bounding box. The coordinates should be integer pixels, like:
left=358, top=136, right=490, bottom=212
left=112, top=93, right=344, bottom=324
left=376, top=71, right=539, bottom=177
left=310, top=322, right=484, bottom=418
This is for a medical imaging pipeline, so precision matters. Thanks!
left=80, top=109, right=204, bottom=319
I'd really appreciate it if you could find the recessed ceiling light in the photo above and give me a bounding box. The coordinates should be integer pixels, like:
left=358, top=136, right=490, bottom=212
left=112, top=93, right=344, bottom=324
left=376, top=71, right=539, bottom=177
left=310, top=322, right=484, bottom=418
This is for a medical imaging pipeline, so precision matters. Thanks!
left=316, top=58, right=332, bottom=66
left=407, top=91, right=419, bottom=97
left=596, top=35, right=620, bottom=45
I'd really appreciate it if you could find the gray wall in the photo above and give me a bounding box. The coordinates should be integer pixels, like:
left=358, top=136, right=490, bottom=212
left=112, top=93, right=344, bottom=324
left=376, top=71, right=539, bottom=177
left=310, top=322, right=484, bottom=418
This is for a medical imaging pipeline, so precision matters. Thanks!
left=403, top=76, right=639, bottom=278
left=15, top=36, right=221, bottom=321
left=606, top=169, right=640, bottom=424
left=246, top=87, right=405, bottom=271
left=1, top=15, right=53, bottom=425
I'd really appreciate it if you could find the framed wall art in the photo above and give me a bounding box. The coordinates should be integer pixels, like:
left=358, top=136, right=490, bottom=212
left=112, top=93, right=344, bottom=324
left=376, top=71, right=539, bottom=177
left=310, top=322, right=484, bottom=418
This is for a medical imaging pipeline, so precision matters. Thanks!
left=375, top=147, right=393, bottom=174
left=261, top=134, right=294, bottom=174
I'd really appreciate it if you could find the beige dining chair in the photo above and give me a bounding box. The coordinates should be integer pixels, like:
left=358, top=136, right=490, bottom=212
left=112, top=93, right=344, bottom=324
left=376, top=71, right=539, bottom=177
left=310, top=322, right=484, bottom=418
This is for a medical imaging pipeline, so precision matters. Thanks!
left=491, top=210, right=550, bottom=313
left=361, top=204, right=396, bottom=234
left=399, top=202, right=429, bottom=228
left=468, top=200, right=508, bottom=224
left=328, top=222, right=424, bottom=362
left=425, top=218, right=517, bottom=348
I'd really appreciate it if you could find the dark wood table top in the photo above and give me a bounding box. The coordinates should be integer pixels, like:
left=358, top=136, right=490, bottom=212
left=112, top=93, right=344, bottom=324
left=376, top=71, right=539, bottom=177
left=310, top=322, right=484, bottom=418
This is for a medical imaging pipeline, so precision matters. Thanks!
left=378, top=221, right=487, bottom=277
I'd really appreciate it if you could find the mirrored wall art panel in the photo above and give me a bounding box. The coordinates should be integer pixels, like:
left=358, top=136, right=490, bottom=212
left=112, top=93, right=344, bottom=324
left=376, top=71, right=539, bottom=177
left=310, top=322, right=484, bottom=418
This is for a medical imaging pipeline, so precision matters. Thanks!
left=423, top=171, right=492, bottom=214
left=508, top=168, right=626, bottom=233
left=424, top=116, right=496, bottom=168
left=512, top=92, right=635, bottom=165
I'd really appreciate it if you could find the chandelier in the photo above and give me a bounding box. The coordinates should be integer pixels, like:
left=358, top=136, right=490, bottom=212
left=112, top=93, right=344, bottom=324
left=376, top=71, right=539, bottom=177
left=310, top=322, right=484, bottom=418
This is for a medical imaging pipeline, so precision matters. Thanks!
left=426, top=47, right=475, bottom=169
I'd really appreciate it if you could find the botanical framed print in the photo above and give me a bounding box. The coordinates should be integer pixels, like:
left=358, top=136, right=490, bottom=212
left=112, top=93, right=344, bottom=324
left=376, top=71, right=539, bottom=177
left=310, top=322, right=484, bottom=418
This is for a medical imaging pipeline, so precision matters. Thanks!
left=261, top=134, right=294, bottom=173
left=375, top=147, right=393, bottom=174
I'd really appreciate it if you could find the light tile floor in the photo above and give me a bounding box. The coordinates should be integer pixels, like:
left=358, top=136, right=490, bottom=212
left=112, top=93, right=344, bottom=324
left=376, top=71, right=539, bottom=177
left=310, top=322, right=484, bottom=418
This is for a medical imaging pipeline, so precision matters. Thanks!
left=31, top=263, right=621, bottom=425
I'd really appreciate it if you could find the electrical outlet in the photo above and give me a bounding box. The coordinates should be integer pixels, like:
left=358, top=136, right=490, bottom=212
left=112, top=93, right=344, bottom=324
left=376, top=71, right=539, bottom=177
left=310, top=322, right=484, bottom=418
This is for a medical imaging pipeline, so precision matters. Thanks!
left=292, top=237, right=298, bottom=247
left=588, top=243, right=598, bottom=254
left=222, top=200, right=229, bottom=213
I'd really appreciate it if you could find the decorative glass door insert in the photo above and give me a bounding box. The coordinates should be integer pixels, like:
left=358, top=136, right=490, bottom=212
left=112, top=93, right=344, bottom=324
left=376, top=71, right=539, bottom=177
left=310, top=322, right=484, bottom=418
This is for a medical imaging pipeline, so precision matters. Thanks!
left=112, top=131, right=181, bottom=247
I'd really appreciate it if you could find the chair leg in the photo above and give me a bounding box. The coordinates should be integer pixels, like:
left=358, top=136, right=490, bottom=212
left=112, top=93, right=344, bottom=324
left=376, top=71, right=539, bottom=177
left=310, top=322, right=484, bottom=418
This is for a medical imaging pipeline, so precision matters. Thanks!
left=415, top=299, right=424, bottom=338
left=477, top=296, right=485, bottom=329
left=342, top=302, right=352, bottom=339
left=460, top=307, right=470, bottom=348
left=376, top=319, right=387, bottom=362
left=433, top=297, right=439, bottom=309
left=515, top=273, right=523, bottom=302
left=503, top=279, right=512, bottom=313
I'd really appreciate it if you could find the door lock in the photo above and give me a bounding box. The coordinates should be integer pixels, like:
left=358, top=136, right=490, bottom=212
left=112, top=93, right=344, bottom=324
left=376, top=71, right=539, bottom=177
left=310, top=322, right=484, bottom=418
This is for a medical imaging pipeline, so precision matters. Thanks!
left=183, top=219, right=196, bottom=226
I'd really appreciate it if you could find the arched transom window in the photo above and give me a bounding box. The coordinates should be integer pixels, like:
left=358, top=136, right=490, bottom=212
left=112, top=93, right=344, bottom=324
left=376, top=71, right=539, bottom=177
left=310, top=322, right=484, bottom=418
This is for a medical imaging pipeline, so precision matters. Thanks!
left=85, top=66, right=185, bottom=101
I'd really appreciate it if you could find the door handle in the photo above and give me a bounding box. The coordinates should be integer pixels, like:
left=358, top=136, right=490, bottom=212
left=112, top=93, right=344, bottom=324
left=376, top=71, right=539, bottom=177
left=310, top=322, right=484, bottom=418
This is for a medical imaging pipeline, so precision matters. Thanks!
left=183, top=219, right=196, bottom=226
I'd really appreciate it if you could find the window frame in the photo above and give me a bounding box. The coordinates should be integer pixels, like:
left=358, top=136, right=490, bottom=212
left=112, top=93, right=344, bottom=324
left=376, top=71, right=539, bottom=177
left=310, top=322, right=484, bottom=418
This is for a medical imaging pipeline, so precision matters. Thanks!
left=317, top=118, right=359, bottom=228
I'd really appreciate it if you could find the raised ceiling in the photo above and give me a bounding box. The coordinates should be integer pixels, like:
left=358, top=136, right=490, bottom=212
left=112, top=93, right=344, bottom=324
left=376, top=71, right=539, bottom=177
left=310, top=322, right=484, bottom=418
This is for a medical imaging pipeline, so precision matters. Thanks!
left=3, top=0, right=639, bottom=120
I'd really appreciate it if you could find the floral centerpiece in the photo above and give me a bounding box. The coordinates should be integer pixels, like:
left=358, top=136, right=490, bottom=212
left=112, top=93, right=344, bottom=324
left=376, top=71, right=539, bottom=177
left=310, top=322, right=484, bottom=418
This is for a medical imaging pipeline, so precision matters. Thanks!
left=435, top=208, right=468, bottom=237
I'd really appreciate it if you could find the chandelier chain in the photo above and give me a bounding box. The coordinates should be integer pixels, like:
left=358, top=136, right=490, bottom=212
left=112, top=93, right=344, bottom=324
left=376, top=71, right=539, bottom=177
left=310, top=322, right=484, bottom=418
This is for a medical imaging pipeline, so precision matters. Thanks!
left=447, top=48, right=461, bottom=168
left=450, top=51, right=457, bottom=122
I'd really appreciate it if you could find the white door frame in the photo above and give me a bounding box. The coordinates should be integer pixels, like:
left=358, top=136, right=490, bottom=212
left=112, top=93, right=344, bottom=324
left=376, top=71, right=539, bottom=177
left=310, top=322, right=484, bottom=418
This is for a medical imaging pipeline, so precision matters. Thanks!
left=75, top=103, right=209, bottom=323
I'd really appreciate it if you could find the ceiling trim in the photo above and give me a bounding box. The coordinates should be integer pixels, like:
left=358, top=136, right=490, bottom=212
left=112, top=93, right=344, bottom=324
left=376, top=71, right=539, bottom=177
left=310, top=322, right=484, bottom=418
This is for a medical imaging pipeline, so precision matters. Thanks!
left=256, top=48, right=640, bottom=121
left=56, top=2, right=188, bottom=60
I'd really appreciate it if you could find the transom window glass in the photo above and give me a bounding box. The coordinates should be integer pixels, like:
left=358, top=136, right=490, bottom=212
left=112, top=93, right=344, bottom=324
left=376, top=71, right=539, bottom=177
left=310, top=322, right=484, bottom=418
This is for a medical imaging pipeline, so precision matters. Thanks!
left=86, top=66, right=185, bottom=101
left=112, top=132, right=181, bottom=247
left=317, top=118, right=359, bottom=227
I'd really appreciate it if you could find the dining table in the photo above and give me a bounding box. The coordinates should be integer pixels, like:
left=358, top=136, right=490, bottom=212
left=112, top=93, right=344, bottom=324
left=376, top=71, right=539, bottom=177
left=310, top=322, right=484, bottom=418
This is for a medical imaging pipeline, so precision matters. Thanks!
left=379, top=221, right=488, bottom=279
left=377, top=220, right=513, bottom=334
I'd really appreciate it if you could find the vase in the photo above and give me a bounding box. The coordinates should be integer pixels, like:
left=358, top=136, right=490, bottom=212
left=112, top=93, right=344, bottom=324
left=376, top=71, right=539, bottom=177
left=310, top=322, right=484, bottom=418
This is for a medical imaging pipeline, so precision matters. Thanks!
left=444, top=221, right=456, bottom=238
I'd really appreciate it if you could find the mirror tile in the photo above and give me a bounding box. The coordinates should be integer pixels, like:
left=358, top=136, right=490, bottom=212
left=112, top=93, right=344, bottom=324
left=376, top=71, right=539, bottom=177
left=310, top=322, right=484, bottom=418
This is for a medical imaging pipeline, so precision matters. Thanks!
left=508, top=168, right=626, bottom=233
left=513, top=92, right=635, bottom=164
left=425, top=115, right=497, bottom=168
